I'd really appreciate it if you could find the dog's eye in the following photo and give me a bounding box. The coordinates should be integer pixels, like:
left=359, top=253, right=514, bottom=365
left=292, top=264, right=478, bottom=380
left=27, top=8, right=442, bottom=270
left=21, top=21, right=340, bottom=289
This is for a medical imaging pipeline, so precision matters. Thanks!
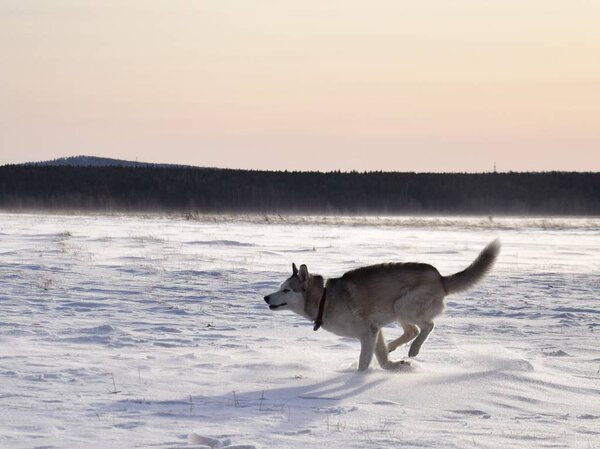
left=283, top=289, right=290, bottom=293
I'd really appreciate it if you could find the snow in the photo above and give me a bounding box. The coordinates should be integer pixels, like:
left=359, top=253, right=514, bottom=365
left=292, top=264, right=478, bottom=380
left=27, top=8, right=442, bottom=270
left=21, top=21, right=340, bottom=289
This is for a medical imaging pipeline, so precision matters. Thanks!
left=1, top=212, right=599, bottom=449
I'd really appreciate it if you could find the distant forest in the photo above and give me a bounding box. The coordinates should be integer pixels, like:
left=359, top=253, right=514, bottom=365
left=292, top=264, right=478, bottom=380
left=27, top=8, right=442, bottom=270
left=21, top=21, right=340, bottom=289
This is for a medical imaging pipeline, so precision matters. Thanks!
left=0, top=165, right=599, bottom=215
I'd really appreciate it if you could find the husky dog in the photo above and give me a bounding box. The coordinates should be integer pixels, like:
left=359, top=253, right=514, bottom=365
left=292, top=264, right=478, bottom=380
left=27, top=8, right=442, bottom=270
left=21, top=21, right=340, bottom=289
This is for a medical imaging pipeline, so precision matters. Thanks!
left=264, top=240, right=500, bottom=371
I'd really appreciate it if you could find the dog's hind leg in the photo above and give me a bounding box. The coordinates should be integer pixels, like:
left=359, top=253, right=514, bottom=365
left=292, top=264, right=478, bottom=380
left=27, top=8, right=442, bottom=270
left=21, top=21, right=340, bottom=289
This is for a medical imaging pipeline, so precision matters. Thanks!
left=394, top=290, right=444, bottom=358
left=375, top=329, right=410, bottom=370
left=387, top=321, right=419, bottom=353
left=408, top=321, right=435, bottom=358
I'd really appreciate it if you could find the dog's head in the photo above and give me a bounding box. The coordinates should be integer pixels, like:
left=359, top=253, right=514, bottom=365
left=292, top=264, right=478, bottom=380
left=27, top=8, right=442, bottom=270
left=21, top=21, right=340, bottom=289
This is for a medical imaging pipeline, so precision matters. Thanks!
left=264, top=263, right=309, bottom=313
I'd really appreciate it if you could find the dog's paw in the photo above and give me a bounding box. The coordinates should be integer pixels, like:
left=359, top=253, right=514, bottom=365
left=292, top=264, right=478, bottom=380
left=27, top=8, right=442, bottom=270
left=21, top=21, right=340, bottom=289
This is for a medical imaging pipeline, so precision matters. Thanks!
left=408, top=345, right=420, bottom=358
left=383, top=359, right=412, bottom=371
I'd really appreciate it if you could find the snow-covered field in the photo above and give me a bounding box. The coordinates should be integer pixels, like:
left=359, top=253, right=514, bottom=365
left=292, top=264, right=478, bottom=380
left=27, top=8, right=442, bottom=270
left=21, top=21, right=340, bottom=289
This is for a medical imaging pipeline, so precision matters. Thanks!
left=1, top=213, right=599, bottom=449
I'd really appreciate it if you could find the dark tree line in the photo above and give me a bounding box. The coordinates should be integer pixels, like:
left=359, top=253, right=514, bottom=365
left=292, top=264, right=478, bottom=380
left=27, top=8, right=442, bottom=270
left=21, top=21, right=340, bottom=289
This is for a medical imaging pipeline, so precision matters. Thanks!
left=0, top=165, right=598, bottom=215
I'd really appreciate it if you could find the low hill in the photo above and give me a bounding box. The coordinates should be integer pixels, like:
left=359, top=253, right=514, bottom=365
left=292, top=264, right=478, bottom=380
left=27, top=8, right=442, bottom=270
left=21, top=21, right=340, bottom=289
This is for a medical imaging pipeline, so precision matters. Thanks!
left=27, top=155, right=189, bottom=168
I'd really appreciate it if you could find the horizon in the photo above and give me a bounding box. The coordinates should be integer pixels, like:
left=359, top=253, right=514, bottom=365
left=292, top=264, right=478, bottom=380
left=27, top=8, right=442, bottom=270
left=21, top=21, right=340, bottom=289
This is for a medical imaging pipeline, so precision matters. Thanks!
left=5, top=154, right=600, bottom=175
left=1, top=1, right=599, bottom=172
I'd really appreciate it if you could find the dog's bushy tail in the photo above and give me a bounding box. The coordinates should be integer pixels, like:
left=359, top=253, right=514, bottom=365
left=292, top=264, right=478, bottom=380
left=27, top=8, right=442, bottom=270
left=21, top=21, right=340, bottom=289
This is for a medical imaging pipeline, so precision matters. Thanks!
left=443, top=239, right=501, bottom=295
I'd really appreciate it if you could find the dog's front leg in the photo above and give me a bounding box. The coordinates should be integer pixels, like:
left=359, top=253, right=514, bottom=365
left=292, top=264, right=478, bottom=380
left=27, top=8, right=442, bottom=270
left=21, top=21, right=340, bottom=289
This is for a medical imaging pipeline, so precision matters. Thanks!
left=357, top=327, right=379, bottom=371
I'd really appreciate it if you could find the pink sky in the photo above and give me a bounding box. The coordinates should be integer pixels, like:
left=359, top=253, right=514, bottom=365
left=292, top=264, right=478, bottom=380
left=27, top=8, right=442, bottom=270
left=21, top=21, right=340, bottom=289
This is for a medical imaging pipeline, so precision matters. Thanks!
left=1, top=1, right=599, bottom=171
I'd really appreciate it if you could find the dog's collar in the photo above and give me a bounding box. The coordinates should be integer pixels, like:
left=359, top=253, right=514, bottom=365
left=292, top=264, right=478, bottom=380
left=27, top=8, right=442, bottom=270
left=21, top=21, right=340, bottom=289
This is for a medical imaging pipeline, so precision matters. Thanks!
left=313, top=287, right=327, bottom=331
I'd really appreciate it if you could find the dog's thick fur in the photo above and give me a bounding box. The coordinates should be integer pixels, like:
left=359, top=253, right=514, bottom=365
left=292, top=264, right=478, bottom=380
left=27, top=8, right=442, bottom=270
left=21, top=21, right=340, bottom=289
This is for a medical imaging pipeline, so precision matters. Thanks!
left=264, top=240, right=500, bottom=371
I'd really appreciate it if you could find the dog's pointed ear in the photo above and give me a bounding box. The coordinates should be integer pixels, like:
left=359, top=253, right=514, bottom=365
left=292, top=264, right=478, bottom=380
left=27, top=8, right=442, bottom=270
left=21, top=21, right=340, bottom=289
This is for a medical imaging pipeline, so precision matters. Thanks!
left=298, top=264, right=309, bottom=282
left=292, top=263, right=298, bottom=276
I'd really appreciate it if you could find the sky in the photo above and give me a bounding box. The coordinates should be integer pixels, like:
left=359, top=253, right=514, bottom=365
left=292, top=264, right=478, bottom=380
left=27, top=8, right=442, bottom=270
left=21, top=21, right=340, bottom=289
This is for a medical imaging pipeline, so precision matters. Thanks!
left=1, top=1, right=599, bottom=172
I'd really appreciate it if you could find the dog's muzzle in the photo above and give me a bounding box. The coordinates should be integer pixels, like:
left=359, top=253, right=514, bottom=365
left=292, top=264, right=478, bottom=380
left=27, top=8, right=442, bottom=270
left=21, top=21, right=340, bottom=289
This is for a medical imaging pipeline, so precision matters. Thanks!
left=264, top=295, right=286, bottom=310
